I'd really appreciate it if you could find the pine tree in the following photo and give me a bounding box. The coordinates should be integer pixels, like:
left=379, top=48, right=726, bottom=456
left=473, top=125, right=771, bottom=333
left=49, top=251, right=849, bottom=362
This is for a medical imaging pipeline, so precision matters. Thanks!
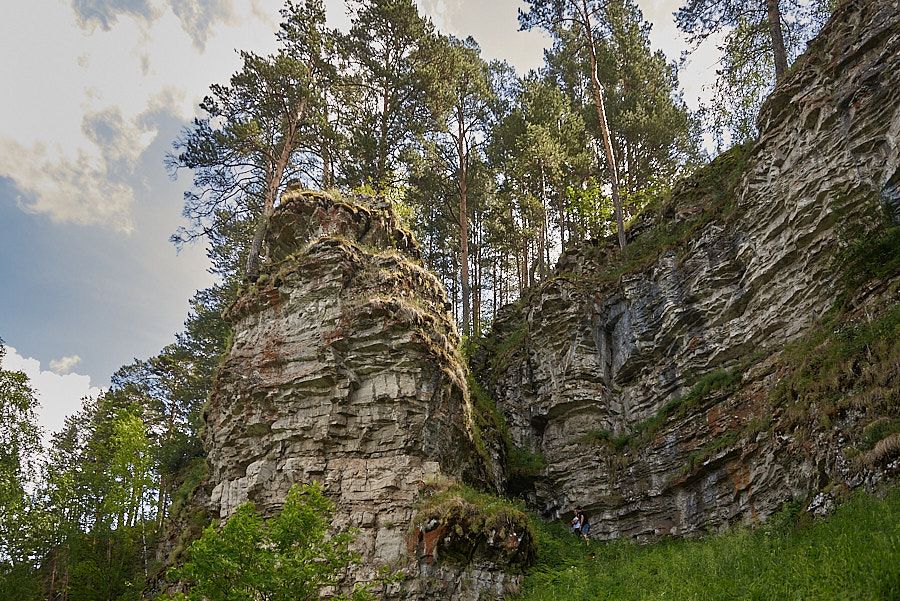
left=168, top=0, right=338, bottom=277
left=676, top=0, right=833, bottom=142
left=520, top=0, right=628, bottom=249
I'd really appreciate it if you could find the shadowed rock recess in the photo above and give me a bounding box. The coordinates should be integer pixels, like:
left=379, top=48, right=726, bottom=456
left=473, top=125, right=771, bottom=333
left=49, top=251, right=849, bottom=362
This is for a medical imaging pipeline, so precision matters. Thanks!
left=474, top=0, right=900, bottom=540
left=202, top=189, right=529, bottom=600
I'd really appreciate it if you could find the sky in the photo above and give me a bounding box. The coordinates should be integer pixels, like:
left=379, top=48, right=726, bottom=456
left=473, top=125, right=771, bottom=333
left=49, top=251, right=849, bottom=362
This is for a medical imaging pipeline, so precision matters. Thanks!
left=0, top=0, right=720, bottom=440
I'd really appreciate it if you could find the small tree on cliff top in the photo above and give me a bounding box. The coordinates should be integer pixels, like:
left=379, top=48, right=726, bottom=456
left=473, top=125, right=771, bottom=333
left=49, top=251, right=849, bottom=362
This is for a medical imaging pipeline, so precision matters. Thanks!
left=675, top=0, right=833, bottom=142
left=166, top=482, right=378, bottom=601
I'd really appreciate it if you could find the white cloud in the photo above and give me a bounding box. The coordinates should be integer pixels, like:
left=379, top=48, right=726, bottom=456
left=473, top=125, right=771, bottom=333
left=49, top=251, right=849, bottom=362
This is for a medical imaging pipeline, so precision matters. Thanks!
left=68, top=0, right=240, bottom=50
left=415, top=0, right=455, bottom=31
left=0, top=0, right=721, bottom=235
left=70, top=0, right=160, bottom=31
left=0, top=0, right=283, bottom=231
left=3, top=347, right=104, bottom=442
left=49, top=355, right=83, bottom=374
left=0, top=133, right=142, bottom=233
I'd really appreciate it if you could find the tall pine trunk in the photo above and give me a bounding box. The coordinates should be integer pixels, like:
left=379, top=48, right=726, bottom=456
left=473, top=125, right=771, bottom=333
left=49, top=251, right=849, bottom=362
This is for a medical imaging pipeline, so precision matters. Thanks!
left=246, top=97, right=306, bottom=277
left=457, top=107, right=471, bottom=336
left=766, top=0, right=788, bottom=79
left=580, top=0, right=626, bottom=249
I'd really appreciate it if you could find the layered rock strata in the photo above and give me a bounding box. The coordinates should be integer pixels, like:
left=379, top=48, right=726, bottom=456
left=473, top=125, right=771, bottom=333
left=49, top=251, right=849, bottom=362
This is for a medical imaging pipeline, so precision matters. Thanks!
left=476, top=0, right=900, bottom=539
left=202, top=189, right=526, bottom=599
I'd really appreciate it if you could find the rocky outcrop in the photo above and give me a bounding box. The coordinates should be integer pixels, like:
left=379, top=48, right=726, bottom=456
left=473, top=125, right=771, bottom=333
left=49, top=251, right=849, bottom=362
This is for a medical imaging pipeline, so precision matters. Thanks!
left=202, top=189, right=529, bottom=599
left=475, top=0, right=900, bottom=540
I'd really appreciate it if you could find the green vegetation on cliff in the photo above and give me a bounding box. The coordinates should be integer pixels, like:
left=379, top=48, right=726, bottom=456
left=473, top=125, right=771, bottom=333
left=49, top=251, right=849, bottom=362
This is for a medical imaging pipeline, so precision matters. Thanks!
left=412, top=478, right=536, bottom=567
left=165, top=482, right=383, bottom=601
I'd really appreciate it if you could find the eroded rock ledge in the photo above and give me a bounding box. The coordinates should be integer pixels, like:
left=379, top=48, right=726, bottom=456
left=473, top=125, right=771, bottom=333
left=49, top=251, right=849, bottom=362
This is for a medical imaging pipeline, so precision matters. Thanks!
left=202, top=189, right=528, bottom=599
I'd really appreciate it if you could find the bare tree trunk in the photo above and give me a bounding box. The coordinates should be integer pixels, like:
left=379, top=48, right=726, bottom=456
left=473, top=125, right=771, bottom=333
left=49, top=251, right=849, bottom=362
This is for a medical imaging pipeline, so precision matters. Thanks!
left=579, top=0, right=626, bottom=249
left=473, top=218, right=481, bottom=336
left=539, top=161, right=550, bottom=279
left=63, top=552, right=70, bottom=601
left=558, top=188, right=567, bottom=251
left=517, top=237, right=524, bottom=294
left=457, top=113, right=471, bottom=337
left=766, top=0, right=788, bottom=79
left=49, top=546, right=58, bottom=598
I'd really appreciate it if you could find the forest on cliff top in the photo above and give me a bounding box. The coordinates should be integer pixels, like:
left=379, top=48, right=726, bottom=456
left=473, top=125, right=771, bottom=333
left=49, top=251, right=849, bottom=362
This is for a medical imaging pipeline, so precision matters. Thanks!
left=5, top=0, right=896, bottom=599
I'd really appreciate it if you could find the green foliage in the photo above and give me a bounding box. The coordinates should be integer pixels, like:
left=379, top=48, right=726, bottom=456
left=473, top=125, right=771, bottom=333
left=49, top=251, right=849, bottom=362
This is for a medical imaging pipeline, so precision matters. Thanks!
left=840, top=225, right=900, bottom=286
left=833, top=187, right=900, bottom=299
left=638, top=368, right=743, bottom=437
left=353, top=183, right=414, bottom=230
left=486, top=323, right=529, bottom=381
left=467, top=374, right=548, bottom=491
left=169, top=0, right=337, bottom=276
left=466, top=375, right=507, bottom=471
left=0, top=341, right=43, bottom=599
left=675, top=0, right=832, bottom=143
left=581, top=428, right=633, bottom=450
left=0, top=563, right=42, bottom=601
left=566, top=179, right=615, bottom=240
left=515, top=488, right=900, bottom=600
left=582, top=368, right=743, bottom=451
left=166, top=482, right=379, bottom=601
left=337, top=0, right=434, bottom=191
left=570, top=143, right=749, bottom=291
left=508, top=446, right=548, bottom=481
left=0, top=344, right=41, bottom=560
left=860, top=417, right=900, bottom=452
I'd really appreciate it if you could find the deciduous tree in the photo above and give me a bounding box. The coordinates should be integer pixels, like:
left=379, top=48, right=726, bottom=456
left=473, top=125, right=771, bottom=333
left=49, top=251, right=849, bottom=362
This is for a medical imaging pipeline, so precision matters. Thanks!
left=676, top=0, right=833, bottom=142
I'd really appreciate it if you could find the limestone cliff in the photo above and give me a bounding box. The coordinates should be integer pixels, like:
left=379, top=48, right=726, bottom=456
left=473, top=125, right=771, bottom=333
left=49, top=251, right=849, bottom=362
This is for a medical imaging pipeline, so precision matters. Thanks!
left=201, top=190, right=530, bottom=600
left=192, top=1, right=900, bottom=598
left=474, top=0, right=900, bottom=540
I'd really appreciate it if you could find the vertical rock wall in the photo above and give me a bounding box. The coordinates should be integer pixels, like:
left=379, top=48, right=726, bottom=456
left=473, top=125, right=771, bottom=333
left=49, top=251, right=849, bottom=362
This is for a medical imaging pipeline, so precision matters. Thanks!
left=476, top=0, right=900, bottom=540
left=202, top=190, right=525, bottom=599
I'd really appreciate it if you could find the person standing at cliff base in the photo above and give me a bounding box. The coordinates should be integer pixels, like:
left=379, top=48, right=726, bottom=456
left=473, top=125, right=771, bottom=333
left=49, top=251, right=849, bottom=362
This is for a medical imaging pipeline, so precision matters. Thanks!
left=574, top=506, right=590, bottom=541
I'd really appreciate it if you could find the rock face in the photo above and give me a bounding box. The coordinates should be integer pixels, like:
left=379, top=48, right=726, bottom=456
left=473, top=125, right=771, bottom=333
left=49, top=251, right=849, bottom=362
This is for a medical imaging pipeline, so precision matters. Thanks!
left=202, top=190, right=527, bottom=599
left=475, top=0, right=900, bottom=540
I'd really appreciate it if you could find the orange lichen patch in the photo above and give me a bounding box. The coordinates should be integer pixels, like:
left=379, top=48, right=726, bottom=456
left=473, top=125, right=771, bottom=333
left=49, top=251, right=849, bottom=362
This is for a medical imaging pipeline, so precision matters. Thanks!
left=727, top=457, right=751, bottom=495
left=409, top=524, right=448, bottom=564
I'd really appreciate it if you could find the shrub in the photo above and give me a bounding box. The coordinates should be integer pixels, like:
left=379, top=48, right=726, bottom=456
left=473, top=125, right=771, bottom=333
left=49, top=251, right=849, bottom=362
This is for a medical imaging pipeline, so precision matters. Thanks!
left=165, top=482, right=381, bottom=601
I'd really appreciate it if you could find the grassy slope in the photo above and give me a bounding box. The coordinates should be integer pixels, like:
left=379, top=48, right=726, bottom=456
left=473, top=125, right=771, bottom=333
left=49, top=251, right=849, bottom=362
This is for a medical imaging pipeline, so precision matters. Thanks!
left=515, top=488, right=900, bottom=601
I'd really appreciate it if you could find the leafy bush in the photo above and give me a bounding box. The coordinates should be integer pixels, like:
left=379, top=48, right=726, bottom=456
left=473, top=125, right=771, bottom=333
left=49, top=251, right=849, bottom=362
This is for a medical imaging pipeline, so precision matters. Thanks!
left=164, top=482, right=382, bottom=601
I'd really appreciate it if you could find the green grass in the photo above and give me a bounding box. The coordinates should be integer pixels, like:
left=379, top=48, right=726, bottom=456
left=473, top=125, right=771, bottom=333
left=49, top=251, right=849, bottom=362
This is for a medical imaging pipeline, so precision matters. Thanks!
left=770, top=302, right=900, bottom=437
left=514, top=488, right=900, bottom=601
left=413, top=478, right=536, bottom=566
